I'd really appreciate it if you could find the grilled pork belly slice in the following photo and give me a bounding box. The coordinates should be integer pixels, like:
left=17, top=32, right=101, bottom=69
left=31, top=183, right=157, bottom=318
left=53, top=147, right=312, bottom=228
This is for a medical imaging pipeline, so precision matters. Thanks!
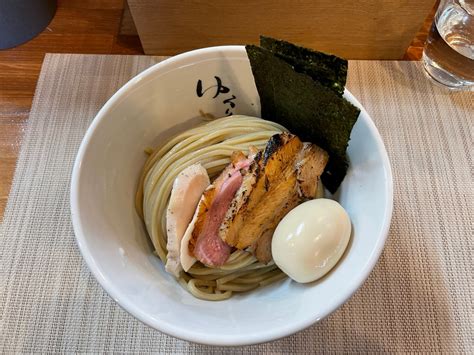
left=252, top=229, right=273, bottom=264
left=219, top=133, right=329, bottom=262
left=296, top=143, right=329, bottom=199
left=219, top=133, right=302, bottom=249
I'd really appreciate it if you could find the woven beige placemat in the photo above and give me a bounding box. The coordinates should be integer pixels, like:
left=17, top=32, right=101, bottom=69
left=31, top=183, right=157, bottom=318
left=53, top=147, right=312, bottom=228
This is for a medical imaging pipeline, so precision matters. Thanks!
left=1, top=54, right=472, bottom=353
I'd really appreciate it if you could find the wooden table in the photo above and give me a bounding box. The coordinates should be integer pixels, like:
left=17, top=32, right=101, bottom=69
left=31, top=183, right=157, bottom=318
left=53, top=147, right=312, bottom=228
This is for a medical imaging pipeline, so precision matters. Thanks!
left=0, top=0, right=435, bottom=220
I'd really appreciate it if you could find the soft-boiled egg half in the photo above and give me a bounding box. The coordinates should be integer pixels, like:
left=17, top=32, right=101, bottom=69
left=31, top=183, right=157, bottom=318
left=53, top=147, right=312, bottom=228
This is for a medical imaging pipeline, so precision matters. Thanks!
left=272, top=198, right=351, bottom=283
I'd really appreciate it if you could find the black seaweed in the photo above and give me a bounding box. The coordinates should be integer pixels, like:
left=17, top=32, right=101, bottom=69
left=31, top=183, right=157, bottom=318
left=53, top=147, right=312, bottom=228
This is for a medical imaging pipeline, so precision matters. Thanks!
left=260, top=36, right=347, bottom=97
left=246, top=45, right=360, bottom=193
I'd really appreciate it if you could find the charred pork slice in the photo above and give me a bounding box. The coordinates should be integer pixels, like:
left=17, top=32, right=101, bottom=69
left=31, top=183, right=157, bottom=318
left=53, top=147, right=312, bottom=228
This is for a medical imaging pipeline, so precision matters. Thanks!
left=296, top=142, right=329, bottom=199
left=219, top=133, right=328, bottom=263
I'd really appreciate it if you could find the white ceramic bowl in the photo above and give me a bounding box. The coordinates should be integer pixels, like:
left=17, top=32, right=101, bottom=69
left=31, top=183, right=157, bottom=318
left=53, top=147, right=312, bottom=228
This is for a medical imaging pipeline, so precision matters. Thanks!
left=71, top=46, right=393, bottom=346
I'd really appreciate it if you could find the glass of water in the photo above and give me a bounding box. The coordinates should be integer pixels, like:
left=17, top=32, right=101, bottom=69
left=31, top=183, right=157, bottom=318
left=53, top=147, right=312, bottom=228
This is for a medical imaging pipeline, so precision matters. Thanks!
left=422, top=0, right=474, bottom=90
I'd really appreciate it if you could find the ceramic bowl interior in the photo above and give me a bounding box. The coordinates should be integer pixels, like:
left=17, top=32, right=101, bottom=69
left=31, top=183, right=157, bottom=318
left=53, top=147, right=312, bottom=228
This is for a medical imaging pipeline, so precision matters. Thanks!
left=71, top=46, right=393, bottom=346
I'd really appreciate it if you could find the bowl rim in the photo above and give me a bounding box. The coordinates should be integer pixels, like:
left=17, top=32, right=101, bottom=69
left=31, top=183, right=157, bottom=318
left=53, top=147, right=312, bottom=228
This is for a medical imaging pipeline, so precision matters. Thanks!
left=70, top=45, right=393, bottom=346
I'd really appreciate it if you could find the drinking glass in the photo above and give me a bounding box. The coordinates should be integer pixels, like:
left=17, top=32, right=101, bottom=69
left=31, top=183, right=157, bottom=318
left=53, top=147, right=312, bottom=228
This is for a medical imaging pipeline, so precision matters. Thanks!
left=422, top=0, right=474, bottom=90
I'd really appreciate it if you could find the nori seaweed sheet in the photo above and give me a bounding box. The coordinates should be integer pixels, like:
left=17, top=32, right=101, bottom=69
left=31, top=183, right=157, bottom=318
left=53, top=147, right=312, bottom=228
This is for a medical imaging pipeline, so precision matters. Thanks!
left=260, top=36, right=347, bottom=97
left=246, top=44, right=360, bottom=193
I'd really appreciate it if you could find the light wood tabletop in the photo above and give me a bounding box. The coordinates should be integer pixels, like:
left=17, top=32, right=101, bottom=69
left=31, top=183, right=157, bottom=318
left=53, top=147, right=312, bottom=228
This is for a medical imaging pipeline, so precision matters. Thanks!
left=0, top=0, right=435, bottom=220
